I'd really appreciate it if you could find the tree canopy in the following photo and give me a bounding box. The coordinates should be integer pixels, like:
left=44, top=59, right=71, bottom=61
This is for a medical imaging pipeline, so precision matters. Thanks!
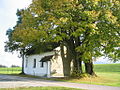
left=14, top=0, right=120, bottom=61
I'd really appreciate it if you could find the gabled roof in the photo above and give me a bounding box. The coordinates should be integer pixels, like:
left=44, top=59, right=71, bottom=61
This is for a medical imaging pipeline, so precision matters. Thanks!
left=40, top=55, right=54, bottom=62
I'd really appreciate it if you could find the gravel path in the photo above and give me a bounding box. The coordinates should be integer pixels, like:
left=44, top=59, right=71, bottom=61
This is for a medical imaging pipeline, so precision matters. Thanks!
left=0, top=74, right=120, bottom=90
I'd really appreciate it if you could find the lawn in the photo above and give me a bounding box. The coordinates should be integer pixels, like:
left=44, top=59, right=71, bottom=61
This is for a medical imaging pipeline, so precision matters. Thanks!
left=47, top=63, right=120, bottom=87
left=93, top=64, right=120, bottom=86
left=0, top=64, right=120, bottom=87
left=0, top=67, right=21, bottom=74
left=73, top=63, right=120, bottom=87
left=0, top=87, right=83, bottom=90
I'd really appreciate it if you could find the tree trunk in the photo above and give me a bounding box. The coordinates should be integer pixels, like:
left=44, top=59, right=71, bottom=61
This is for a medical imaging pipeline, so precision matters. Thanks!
left=84, top=61, right=95, bottom=75
left=62, top=59, right=71, bottom=76
left=79, top=60, right=82, bottom=73
left=60, top=44, right=71, bottom=77
left=20, top=49, right=25, bottom=75
left=66, top=37, right=83, bottom=77
left=72, top=56, right=82, bottom=76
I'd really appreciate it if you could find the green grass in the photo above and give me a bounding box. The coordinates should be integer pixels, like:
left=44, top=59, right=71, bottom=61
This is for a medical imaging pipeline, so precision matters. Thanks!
left=0, top=67, right=21, bottom=74
left=46, top=63, right=120, bottom=87
left=1, top=64, right=120, bottom=87
left=92, top=63, right=120, bottom=86
left=0, top=87, right=83, bottom=90
left=73, top=63, right=120, bottom=87
left=94, top=63, right=120, bottom=72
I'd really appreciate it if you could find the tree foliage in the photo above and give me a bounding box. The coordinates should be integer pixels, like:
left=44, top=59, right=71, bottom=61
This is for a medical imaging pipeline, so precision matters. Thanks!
left=25, top=0, right=120, bottom=61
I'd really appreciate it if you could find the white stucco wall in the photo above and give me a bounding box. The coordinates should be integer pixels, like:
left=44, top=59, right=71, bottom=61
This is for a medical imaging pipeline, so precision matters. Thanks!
left=50, top=47, right=64, bottom=77
left=24, top=51, right=54, bottom=77
left=50, top=55, right=64, bottom=77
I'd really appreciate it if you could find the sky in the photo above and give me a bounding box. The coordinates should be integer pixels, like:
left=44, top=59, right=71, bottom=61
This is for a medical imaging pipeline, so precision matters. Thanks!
left=0, top=0, right=32, bottom=67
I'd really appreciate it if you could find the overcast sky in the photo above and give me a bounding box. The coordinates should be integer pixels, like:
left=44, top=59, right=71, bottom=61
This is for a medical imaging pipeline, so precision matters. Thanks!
left=0, top=0, right=32, bottom=67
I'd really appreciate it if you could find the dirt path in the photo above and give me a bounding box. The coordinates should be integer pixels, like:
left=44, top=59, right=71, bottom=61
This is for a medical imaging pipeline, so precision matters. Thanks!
left=0, top=74, right=120, bottom=90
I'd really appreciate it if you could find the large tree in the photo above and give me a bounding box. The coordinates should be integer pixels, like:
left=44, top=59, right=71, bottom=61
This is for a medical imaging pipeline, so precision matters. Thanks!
left=7, top=0, right=120, bottom=76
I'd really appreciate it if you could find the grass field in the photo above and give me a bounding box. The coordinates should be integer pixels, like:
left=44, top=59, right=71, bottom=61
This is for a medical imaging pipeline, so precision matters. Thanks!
left=70, top=63, right=120, bottom=87
left=46, top=63, right=120, bottom=87
left=0, top=87, right=83, bottom=90
left=93, top=64, right=120, bottom=86
left=0, top=64, right=120, bottom=87
left=0, top=67, right=21, bottom=74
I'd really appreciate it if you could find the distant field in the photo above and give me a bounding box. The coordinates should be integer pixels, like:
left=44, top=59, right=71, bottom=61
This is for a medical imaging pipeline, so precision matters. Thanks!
left=94, top=63, right=120, bottom=72
left=0, top=67, right=21, bottom=74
